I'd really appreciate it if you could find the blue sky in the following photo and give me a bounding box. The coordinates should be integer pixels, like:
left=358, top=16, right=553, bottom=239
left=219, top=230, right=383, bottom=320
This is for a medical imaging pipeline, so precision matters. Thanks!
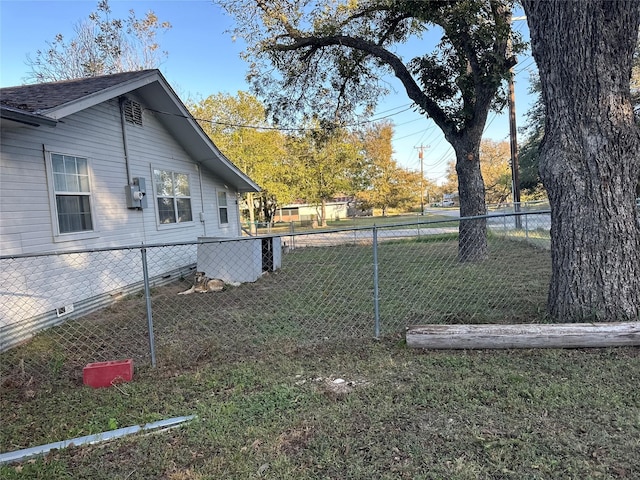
left=0, top=0, right=537, bottom=184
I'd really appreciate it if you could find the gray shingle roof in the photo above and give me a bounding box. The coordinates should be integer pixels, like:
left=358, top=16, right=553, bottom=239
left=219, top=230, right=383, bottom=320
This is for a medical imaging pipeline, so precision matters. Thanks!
left=0, top=70, right=157, bottom=114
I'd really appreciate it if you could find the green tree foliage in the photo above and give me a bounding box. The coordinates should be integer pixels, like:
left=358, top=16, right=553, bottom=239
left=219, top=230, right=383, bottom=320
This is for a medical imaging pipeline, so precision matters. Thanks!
left=288, top=124, right=364, bottom=226
left=216, top=0, right=525, bottom=260
left=517, top=75, right=545, bottom=194
left=188, top=92, right=293, bottom=223
left=356, top=122, right=424, bottom=215
left=478, top=139, right=512, bottom=204
left=26, top=0, right=171, bottom=82
left=189, top=93, right=424, bottom=226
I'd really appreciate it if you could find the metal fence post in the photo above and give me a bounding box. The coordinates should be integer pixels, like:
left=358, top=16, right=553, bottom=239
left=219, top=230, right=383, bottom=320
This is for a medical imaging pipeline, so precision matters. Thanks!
left=141, top=246, right=157, bottom=367
left=372, top=225, right=380, bottom=339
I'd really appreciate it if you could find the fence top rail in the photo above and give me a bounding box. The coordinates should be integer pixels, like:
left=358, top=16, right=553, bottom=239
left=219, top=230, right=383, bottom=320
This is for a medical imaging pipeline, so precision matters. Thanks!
left=373, top=209, right=550, bottom=230
left=0, top=241, right=195, bottom=261
left=0, top=210, right=551, bottom=260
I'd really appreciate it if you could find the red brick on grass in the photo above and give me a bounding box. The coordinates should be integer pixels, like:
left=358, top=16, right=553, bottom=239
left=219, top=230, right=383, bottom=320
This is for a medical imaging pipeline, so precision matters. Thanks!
left=83, top=359, right=133, bottom=388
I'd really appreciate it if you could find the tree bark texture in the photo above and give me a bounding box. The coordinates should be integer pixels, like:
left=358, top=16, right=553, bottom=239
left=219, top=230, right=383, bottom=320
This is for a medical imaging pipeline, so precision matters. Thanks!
left=452, top=136, right=488, bottom=262
left=523, top=0, right=640, bottom=321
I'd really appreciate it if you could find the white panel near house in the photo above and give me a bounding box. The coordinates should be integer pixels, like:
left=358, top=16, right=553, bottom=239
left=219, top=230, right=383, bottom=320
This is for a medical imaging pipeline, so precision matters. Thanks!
left=196, top=237, right=282, bottom=284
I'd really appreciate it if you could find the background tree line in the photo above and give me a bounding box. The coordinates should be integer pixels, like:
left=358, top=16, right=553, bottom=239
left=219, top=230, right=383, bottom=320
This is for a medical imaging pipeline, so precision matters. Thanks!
left=189, top=92, right=431, bottom=225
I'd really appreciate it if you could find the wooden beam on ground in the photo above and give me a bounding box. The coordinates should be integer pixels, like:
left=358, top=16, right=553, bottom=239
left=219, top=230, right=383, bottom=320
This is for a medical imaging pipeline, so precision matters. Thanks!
left=406, top=322, right=640, bottom=350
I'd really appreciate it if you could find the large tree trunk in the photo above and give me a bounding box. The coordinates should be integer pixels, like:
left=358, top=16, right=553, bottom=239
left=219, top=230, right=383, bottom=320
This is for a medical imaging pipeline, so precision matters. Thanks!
left=453, top=136, right=488, bottom=262
left=523, top=0, right=640, bottom=321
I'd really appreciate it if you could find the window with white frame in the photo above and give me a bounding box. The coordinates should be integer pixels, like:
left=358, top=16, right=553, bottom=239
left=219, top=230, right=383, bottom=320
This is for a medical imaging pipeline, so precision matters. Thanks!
left=153, top=169, right=193, bottom=224
left=217, top=191, right=229, bottom=225
left=51, top=153, right=94, bottom=234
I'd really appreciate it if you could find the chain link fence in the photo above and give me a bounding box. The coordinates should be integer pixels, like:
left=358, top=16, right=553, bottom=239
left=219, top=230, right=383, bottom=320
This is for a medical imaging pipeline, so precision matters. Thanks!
left=1, top=211, right=551, bottom=390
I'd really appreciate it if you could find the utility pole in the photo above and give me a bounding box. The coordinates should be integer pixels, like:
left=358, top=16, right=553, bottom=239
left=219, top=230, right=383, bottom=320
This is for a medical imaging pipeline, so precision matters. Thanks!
left=415, top=145, right=429, bottom=215
left=508, top=67, right=522, bottom=228
left=509, top=15, right=526, bottom=229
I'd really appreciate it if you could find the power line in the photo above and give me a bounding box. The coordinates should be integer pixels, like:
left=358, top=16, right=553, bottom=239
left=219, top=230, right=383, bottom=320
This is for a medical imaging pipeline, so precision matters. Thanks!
left=394, top=116, right=430, bottom=128
left=374, top=102, right=413, bottom=115
left=515, top=58, right=536, bottom=74
left=428, top=146, right=454, bottom=169
left=395, top=128, right=430, bottom=142
left=144, top=104, right=415, bottom=132
left=483, top=112, right=498, bottom=134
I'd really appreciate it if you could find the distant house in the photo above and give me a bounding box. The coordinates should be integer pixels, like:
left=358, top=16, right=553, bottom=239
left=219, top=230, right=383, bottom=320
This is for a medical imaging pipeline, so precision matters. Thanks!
left=0, top=70, right=260, bottom=349
left=275, top=195, right=371, bottom=224
left=441, top=193, right=458, bottom=207
left=276, top=201, right=349, bottom=224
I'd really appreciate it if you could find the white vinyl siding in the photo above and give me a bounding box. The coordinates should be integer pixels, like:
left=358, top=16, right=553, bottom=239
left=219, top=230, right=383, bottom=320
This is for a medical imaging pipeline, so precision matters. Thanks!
left=1, top=92, right=247, bottom=338
left=1, top=96, right=243, bottom=255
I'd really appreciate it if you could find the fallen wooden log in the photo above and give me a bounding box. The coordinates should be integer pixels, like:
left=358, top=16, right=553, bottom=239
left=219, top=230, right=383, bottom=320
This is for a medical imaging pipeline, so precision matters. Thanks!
left=406, top=322, right=640, bottom=350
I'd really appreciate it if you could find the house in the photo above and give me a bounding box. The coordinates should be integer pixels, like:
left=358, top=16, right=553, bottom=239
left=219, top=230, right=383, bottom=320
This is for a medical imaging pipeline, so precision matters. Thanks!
left=275, top=201, right=348, bottom=224
left=438, top=192, right=459, bottom=207
left=275, top=195, right=371, bottom=224
left=1, top=69, right=259, bottom=253
left=0, top=70, right=260, bottom=350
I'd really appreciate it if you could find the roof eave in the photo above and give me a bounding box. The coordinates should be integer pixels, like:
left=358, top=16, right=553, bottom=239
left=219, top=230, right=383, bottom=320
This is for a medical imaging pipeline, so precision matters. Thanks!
left=2, top=70, right=261, bottom=193
left=0, top=107, right=58, bottom=127
left=137, top=77, right=261, bottom=193
left=198, top=155, right=261, bottom=193
left=39, top=71, right=160, bottom=119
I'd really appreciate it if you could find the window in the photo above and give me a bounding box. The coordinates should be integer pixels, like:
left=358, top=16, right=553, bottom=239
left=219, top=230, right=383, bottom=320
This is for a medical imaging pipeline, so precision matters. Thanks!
left=154, top=169, right=192, bottom=224
left=218, top=191, right=229, bottom=225
left=51, top=153, right=93, bottom=234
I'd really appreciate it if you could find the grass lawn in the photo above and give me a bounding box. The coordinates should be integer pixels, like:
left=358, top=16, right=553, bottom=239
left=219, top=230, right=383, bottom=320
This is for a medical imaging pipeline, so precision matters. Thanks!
left=1, top=339, right=639, bottom=479
left=2, top=235, right=638, bottom=478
